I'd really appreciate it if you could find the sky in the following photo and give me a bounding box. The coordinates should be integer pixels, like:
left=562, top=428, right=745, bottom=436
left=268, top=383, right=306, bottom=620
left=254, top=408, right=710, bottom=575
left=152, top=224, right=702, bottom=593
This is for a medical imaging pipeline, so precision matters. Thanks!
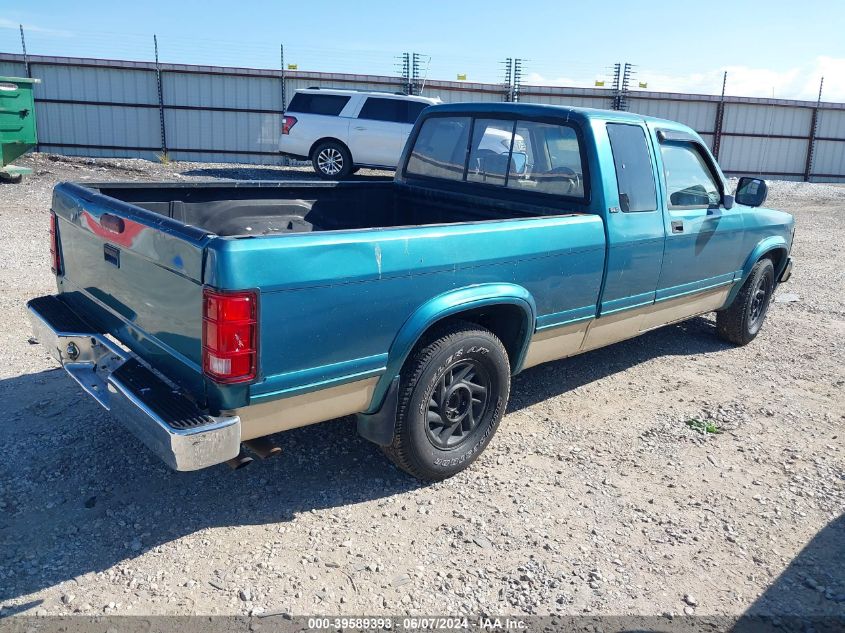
left=1, top=0, right=843, bottom=101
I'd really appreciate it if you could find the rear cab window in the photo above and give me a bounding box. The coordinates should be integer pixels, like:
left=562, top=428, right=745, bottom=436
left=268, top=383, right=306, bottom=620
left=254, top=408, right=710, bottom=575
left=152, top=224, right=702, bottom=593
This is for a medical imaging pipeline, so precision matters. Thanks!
left=287, top=93, right=350, bottom=116
left=406, top=114, right=587, bottom=200
left=405, top=116, right=471, bottom=181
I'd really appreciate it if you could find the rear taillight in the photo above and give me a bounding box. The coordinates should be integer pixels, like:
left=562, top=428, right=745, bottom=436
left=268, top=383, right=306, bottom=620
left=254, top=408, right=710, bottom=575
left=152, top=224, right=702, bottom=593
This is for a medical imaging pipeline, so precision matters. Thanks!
left=202, top=288, right=258, bottom=384
left=49, top=211, right=62, bottom=275
left=281, top=115, right=297, bottom=135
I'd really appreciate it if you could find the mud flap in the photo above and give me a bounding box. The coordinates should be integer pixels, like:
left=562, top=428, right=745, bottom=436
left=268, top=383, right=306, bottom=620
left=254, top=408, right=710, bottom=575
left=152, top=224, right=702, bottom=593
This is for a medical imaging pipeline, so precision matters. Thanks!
left=356, top=376, right=400, bottom=446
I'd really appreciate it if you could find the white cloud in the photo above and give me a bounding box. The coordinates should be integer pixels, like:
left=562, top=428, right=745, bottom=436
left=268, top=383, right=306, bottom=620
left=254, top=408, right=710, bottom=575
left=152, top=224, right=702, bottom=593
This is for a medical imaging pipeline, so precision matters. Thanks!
left=0, top=19, right=72, bottom=37
left=523, top=71, right=582, bottom=87
left=524, top=57, right=844, bottom=102
left=635, top=57, right=843, bottom=102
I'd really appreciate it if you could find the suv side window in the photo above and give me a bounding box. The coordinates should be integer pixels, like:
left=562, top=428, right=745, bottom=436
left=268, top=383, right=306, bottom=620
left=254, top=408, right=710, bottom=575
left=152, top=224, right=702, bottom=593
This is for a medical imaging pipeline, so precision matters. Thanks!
left=405, top=101, right=428, bottom=124
left=287, top=93, right=350, bottom=116
left=606, top=123, right=657, bottom=212
left=358, top=98, right=405, bottom=123
left=660, top=142, right=721, bottom=209
left=406, top=116, right=471, bottom=181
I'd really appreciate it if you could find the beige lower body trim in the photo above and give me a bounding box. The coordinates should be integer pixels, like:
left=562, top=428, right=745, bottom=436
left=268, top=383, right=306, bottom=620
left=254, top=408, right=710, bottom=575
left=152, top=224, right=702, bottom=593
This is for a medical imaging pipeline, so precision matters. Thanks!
left=232, top=377, right=379, bottom=441
left=525, top=285, right=731, bottom=367
left=521, top=321, right=590, bottom=369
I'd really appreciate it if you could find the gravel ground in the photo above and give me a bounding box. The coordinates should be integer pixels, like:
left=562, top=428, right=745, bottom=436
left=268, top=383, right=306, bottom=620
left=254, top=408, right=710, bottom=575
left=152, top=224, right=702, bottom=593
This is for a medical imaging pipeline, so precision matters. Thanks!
left=0, top=153, right=843, bottom=619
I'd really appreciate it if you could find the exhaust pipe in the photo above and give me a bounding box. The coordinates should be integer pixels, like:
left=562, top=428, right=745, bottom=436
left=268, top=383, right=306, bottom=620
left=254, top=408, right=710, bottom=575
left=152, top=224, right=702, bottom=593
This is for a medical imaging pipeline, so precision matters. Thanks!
left=226, top=449, right=254, bottom=470
left=243, top=437, right=282, bottom=459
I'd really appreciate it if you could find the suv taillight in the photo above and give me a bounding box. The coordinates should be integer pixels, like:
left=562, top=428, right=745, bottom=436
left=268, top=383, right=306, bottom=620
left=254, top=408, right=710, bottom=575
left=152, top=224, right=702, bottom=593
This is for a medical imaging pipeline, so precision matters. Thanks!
left=281, top=115, right=297, bottom=135
left=202, top=288, right=258, bottom=384
left=49, top=211, right=62, bottom=275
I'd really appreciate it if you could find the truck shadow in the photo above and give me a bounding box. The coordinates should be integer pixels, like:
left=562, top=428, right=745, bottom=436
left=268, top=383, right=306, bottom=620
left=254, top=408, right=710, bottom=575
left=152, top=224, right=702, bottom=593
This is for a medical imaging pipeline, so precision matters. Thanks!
left=0, top=315, right=732, bottom=606
left=734, top=513, right=845, bottom=629
left=0, top=367, right=422, bottom=605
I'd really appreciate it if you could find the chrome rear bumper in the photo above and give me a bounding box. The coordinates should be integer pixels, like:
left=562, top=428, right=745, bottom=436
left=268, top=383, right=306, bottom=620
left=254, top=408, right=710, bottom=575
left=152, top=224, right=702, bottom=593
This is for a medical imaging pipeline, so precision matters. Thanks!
left=27, top=295, right=241, bottom=471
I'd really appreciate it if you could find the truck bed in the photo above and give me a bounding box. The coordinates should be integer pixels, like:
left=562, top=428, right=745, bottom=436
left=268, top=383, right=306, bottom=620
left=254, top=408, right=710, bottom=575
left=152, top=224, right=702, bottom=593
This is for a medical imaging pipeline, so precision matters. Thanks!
left=50, top=178, right=603, bottom=416
left=90, top=180, right=583, bottom=237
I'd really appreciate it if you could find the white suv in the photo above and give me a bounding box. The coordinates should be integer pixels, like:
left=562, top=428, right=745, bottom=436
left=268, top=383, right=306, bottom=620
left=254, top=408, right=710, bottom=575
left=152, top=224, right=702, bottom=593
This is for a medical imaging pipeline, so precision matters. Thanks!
left=280, top=88, right=440, bottom=178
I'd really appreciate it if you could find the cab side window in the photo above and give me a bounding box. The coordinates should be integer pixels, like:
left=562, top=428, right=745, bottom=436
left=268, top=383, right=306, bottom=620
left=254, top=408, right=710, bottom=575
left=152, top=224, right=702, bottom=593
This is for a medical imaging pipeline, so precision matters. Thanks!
left=607, top=123, right=657, bottom=212
left=660, top=142, right=721, bottom=209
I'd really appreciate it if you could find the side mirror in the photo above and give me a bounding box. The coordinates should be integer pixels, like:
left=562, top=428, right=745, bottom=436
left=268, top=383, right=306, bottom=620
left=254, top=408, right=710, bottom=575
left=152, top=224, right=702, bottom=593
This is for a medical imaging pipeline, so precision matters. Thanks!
left=735, top=177, right=768, bottom=207
left=722, top=194, right=734, bottom=210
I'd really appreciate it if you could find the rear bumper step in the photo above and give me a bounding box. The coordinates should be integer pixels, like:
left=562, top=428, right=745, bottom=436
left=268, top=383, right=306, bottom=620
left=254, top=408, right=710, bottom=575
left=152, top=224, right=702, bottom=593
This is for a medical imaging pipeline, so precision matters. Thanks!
left=27, top=294, right=241, bottom=471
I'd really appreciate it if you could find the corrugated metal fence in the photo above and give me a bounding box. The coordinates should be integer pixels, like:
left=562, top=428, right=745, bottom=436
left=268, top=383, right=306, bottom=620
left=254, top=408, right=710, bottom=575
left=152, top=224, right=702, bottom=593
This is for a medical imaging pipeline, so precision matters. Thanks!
left=1, top=52, right=844, bottom=181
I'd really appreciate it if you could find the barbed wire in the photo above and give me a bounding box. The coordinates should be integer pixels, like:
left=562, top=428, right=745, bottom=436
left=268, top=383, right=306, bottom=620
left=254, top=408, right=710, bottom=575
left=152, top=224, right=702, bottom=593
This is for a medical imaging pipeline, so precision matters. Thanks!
left=2, top=23, right=810, bottom=98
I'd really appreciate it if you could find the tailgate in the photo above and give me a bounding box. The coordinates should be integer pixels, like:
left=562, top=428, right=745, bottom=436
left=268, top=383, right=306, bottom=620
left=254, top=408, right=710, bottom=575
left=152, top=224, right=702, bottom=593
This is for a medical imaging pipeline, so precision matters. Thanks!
left=52, top=182, right=211, bottom=398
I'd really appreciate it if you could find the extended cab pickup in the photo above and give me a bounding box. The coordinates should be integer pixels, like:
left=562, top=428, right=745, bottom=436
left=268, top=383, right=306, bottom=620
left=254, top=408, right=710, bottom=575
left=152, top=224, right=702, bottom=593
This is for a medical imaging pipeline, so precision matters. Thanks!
left=29, top=103, right=794, bottom=480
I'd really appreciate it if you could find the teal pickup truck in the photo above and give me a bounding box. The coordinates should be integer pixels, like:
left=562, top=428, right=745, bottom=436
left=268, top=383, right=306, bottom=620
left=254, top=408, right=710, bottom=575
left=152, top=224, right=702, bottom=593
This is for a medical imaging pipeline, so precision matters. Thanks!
left=28, top=103, right=794, bottom=480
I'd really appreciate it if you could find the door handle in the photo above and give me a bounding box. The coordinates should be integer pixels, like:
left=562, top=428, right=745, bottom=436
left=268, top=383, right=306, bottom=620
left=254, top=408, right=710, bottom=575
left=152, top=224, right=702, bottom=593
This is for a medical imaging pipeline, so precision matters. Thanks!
left=671, top=220, right=684, bottom=234
left=354, top=126, right=366, bottom=131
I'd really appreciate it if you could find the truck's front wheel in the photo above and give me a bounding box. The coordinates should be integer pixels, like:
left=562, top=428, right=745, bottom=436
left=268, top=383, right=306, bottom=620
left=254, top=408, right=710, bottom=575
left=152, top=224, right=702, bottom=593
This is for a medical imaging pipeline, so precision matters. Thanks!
left=383, top=322, right=511, bottom=481
left=716, top=257, right=775, bottom=346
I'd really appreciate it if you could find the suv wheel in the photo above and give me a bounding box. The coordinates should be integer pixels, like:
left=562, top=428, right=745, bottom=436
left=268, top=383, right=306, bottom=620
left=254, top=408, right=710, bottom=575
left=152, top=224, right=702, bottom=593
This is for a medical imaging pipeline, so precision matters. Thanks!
left=312, top=141, right=352, bottom=179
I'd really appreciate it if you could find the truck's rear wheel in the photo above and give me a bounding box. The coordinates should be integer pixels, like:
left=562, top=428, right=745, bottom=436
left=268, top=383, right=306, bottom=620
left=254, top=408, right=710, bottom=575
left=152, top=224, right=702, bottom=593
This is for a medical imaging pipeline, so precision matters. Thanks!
left=382, top=322, right=510, bottom=481
left=312, top=141, right=352, bottom=179
left=716, top=257, right=775, bottom=346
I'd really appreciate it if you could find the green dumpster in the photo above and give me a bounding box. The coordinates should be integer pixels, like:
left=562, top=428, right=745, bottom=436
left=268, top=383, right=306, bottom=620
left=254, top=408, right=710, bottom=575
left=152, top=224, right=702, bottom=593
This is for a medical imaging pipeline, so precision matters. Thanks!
left=0, top=76, right=40, bottom=183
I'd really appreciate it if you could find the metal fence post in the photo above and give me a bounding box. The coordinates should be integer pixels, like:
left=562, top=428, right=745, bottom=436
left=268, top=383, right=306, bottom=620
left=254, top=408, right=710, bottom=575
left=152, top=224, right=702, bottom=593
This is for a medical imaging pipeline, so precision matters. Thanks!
left=804, top=77, right=823, bottom=182
left=20, top=24, right=39, bottom=152
left=280, top=44, right=287, bottom=110
left=19, top=24, right=31, bottom=78
left=153, top=35, right=168, bottom=156
left=280, top=44, right=288, bottom=166
left=712, top=71, right=727, bottom=159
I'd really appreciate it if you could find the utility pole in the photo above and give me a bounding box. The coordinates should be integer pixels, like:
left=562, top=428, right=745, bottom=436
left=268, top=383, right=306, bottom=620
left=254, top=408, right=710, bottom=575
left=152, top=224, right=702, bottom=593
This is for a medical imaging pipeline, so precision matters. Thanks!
left=610, top=63, right=621, bottom=109
left=411, top=52, right=421, bottom=96
left=804, top=76, right=824, bottom=182
left=512, top=58, right=523, bottom=103
left=611, top=62, right=632, bottom=110
left=502, top=58, right=513, bottom=102
left=713, top=71, right=728, bottom=159
left=399, top=53, right=411, bottom=95
left=501, top=57, right=523, bottom=102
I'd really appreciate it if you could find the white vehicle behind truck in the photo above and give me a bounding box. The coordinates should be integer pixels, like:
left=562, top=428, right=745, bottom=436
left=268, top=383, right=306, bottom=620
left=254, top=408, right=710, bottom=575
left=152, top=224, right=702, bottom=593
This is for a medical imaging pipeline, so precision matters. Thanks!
left=279, top=88, right=440, bottom=178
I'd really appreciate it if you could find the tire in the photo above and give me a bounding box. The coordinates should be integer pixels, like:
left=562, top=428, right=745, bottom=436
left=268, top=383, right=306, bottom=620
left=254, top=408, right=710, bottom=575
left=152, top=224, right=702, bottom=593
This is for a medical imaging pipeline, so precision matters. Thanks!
left=382, top=321, right=511, bottom=481
left=0, top=172, right=23, bottom=184
left=716, top=258, right=775, bottom=346
left=311, top=141, right=352, bottom=179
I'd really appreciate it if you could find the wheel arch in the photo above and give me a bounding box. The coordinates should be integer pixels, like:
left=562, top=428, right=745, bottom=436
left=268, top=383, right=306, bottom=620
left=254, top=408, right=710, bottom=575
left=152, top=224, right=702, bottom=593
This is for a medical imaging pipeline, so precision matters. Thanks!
left=725, top=236, right=788, bottom=307
left=309, top=137, right=353, bottom=162
left=367, top=284, right=536, bottom=415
